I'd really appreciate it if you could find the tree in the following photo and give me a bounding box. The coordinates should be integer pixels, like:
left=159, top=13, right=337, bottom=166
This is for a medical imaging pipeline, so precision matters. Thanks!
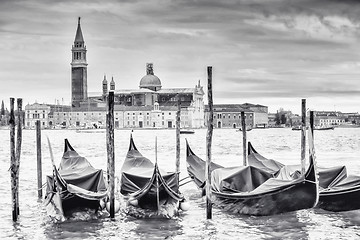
left=280, top=114, right=287, bottom=125
left=0, top=100, right=4, bottom=116
left=275, top=112, right=281, bottom=125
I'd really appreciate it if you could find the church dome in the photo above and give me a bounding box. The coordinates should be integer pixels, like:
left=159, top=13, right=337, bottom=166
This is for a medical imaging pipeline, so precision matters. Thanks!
left=139, top=63, right=162, bottom=91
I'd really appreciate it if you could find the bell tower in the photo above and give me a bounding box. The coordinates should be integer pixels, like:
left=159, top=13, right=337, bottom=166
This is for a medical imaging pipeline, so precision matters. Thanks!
left=71, top=17, right=88, bottom=107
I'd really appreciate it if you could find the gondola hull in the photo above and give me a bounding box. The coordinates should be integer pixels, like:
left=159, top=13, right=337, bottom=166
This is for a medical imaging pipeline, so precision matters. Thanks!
left=213, top=180, right=317, bottom=216
left=186, top=141, right=318, bottom=216
left=318, top=187, right=360, bottom=212
left=248, top=141, right=360, bottom=212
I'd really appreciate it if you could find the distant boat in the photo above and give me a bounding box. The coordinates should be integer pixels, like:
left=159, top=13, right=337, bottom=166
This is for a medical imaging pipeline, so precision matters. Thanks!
left=76, top=128, right=106, bottom=133
left=237, top=127, right=252, bottom=132
left=291, top=126, right=302, bottom=131
left=180, top=129, right=195, bottom=134
left=314, top=126, right=335, bottom=130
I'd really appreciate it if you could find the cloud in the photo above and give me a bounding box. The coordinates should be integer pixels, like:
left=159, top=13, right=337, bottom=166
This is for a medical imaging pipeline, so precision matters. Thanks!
left=0, top=0, right=360, bottom=112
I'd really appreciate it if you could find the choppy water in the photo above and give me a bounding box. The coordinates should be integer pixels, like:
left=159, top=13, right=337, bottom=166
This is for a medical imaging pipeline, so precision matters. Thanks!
left=0, top=128, right=360, bottom=239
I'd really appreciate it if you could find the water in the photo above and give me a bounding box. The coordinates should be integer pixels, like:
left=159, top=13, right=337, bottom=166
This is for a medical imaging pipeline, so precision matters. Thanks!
left=1, top=128, right=360, bottom=239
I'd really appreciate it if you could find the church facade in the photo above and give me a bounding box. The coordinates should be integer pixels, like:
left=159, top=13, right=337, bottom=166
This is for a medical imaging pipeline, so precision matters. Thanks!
left=25, top=18, right=205, bottom=129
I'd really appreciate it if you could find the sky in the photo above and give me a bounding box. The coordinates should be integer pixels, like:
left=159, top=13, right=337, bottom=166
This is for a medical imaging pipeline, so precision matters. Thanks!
left=1, top=0, right=360, bottom=114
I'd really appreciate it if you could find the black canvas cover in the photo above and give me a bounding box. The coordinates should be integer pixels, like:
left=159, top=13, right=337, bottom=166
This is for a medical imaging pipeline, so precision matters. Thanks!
left=247, top=141, right=360, bottom=205
left=186, top=140, right=318, bottom=215
left=186, top=139, right=223, bottom=188
left=46, top=139, right=108, bottom=201
left=211, top=166, right=274, bottom=193
left=120, top=135, right=183, bottom=209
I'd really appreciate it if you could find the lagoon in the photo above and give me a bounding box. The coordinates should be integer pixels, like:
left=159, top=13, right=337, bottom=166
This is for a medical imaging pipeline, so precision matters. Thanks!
left=0, top=128, right=360, bottom=239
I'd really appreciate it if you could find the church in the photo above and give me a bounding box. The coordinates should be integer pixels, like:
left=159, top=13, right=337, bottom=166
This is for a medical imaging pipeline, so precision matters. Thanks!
left=25, top=17, right=205, bottom=129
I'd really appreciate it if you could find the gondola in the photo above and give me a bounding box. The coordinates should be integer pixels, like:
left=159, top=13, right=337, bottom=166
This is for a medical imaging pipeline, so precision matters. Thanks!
left=248, top=141, right=360, bottom=212
left=45, top=139, right=108, bottom=218
left=180, top=129, right=195, bottom=134
left=120, top=135, right=185, bottom=215
left=186, top=140, right=319, bottom=216
left=314, top=126, right=335, bottom=130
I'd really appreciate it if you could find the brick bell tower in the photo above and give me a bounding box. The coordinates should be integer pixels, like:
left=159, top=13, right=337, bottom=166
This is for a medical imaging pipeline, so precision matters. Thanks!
left=71, top=17, right=88, bottom=107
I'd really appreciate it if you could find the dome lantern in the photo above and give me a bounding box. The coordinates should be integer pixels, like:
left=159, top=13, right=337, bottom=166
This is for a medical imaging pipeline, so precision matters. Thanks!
left=139, top=63, right=162, bottom=91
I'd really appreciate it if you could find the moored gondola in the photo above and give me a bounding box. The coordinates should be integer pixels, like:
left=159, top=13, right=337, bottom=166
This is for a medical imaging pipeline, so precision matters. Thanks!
left=186, top=140, right=319, bottom=216
left=120, top=135, right=185, bottom=216
left=45, top=139, right=108, bottom=218
left=248, top=141, right=360, bottom=212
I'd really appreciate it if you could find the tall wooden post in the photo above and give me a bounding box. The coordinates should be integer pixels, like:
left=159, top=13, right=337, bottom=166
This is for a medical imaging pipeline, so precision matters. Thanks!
left=9, top=98, right=18, bottom=221
left=15, top=98, right=22, bottom=216
left=176, top=95, right=181, bottom=174
left=155, top=137, right=160, bottom=210
left=308, top=111, right=315, bottom=165
left=206, top=66, right=213, bottom=219
left=107, top=91, right=115, bottom=218
left=36, top=120, right=42, bottom=199
left=106, top=113, right=110, bottom=183
left=310, top=111, right=314, bottom=139
left=241, top=111, right=247, bottom=166
left=301, top=99, right=306, bottom=175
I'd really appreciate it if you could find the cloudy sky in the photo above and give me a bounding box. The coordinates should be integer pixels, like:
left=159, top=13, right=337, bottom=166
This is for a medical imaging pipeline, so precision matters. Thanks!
left=1, top=0, right=360, bottom=114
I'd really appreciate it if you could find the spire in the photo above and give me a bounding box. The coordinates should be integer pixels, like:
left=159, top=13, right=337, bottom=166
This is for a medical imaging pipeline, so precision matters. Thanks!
left=102, top=74, right=108, bottom=95
left=110, top=76, right=115, bottom=91
left=74, top=17, right=84, bottom=43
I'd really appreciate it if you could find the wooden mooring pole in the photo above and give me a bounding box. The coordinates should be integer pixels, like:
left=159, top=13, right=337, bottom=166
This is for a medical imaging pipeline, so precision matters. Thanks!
left=206, top=66, right=213, bottom=219
left=36, top=120, right=42, bottom=199
left=107, top=91, right=115, bottom=218
left=310, top=111, right=314, bottom=139
left=106, top=113, right=110, bottom=183
left=241, top=112, right=247, bottom=166
left=15, top=98, right=22, bottom=216
left=309, top=111, right=315, bottom=162
left=301, top=99, right=306, bottom=175
left=10, top=98, right=17, bottom=221
left=10, top=98, right=22, bottom=221
left=176, top=95, right=181, bottom=174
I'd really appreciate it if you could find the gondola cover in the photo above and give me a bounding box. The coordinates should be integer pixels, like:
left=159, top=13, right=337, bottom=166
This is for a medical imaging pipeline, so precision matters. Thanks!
left=120, top=135, right=184, bottom=211
left=45, top=139, right=108, bottom=217
left=186, top=140, right=319, bottom=216
left=248, top=141, right=360, bottom=212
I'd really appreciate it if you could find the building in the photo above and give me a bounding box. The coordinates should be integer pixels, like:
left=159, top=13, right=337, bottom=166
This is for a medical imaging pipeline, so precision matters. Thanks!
left=25, top=18, right=205, bottom=129
left=204, top=104, right=268, bottom=129
left=24, top=103, right=51, bottom=129
left=88, top=63, right=205, bottom=128
left=315, top=111, right=345, bottom=126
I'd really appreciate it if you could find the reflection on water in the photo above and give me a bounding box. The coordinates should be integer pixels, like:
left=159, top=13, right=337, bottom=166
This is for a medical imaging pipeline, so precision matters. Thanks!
left=44, top=218, right=105, bottom=239
left=129, top=218, right=183, bottom=240
left=0, top=128, right=360, bottom=239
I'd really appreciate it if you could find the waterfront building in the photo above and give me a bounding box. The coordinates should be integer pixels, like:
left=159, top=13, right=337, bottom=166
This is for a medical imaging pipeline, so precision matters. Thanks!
left=24, top=103, right=51, bottom=129
left=25, top=18, right=205, bottom=129
left=315, top=111, right=345, bottom=126
left=204, top=103, right=268, bottom=129
left=24, top=18, right=270, bottom=130
left=88, top=63, right=205, bottom=129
